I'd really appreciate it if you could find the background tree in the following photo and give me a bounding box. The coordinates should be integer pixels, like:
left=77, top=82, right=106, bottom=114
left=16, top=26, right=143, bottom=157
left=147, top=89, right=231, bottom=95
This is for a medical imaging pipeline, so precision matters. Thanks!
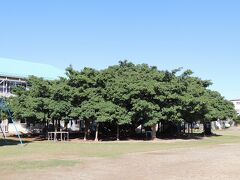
left=66, top=66, right=100, bottom=140
left=101, top=61, right=168, bottom=139
left=10, top=76, right=52, bottom=126
left=48, top=78, right=72, bottom=131
left=202, top=90, right=237, bottom=135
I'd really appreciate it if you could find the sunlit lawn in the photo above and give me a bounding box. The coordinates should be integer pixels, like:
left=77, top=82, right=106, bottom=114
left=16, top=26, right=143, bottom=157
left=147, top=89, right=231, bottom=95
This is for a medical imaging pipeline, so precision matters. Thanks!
left=0, top=128, right=240, bottom=171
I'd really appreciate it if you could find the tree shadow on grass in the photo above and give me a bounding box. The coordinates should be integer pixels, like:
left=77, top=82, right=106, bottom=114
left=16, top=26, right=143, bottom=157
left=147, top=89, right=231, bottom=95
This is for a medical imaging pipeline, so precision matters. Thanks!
left=0, top=138, right=32, bottom=146
left=101, top=133, right=223, bottom=141
left=157, top=132, right=222, bottom=141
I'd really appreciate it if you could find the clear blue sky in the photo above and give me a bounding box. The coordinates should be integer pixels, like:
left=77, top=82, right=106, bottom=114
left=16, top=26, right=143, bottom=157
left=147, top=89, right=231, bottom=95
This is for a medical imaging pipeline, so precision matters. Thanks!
left=0, top=0, right=239, bottom=99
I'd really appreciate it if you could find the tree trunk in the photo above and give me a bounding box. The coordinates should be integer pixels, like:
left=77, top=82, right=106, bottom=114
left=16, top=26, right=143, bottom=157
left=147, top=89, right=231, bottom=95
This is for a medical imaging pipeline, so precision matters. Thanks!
left=46, top=119, right=49, bottom=130
left=95, top=123, right=99, bottom=141
left=117, top=124, right=120, bottom=141
left=52, top=119, right=55, bottom=131
left=84, top=121, right=89, bottom=141
left=45, top=118, right=49, bottom=138
left=58, top=119, right=61, bottom=131
left=83, top=132, right=87, bottom=141
left=177, top=122, right=181, bottom=137
left=151, top=124, right=157, bottom=140
left=191, top=123, right=193, bottom=134
left=54, top=120, right=58, bottom=132
left=162, top=122, right=164, bottom=133
left=203, top=122, right=212, bottom=135
left=183, top=122, right=186, bottom=134
left=79, top=120, right=82, bottom=135
left=157, top=122, right=160, bottom=135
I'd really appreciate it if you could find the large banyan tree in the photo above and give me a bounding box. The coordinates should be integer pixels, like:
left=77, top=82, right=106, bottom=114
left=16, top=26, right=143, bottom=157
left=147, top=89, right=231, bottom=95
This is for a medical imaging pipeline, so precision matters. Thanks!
left=9, top=61, right=237, bottom=140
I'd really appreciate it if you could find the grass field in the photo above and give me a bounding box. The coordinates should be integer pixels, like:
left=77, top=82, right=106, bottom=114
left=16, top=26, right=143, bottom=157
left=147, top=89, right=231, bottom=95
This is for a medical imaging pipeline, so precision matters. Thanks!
left=1, top=128, right=240, bottom=179
left=1, top=129, right=240, bottom=170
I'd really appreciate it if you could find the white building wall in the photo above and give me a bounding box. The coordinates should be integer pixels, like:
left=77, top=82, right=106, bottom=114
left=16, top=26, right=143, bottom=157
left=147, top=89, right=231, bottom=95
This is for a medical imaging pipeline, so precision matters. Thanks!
left=231, top=99, right=240, bottom=115
left=8, top=122, right=29, bottom=134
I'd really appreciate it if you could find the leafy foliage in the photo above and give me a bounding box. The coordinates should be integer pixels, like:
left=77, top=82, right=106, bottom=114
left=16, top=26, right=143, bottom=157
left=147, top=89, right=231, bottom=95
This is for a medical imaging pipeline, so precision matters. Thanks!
left=8, top=61, right=237, bottom=139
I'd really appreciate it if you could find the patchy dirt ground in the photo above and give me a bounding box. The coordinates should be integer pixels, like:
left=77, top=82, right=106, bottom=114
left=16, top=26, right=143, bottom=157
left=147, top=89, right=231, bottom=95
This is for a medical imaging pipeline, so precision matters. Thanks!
left=3, top=142, right=240, bottom=180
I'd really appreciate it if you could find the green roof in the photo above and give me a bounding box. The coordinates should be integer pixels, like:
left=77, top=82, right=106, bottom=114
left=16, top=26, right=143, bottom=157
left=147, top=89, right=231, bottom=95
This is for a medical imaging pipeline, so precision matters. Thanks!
left=0, top=57, right=65, bottom=80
